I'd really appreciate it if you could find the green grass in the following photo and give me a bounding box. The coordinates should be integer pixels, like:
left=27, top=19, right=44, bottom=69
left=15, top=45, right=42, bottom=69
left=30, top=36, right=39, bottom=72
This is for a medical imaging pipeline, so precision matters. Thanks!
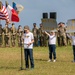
left=0, top=46, right=75, bottom=75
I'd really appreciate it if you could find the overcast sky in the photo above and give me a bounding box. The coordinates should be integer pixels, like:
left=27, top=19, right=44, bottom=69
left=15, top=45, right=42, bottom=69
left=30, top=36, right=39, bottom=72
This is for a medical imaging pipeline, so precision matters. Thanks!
left=1, top=0, right=75, bottom=29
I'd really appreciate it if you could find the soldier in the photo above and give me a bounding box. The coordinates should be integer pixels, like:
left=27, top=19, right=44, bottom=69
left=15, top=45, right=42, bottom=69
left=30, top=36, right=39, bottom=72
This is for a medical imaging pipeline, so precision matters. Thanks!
left=32, top=23, right=38, bottom=46
left=10, top=23, right=16, bottom=47
left=43, top=32, right=48, bottom=47
left=38, top=23, right=47, bottom=46
left=3, top=24, right=10, bottom=47
left=0, top=24, right=3, bottom=47
left=17, top=25, right=23, bottom=47
left=58, top=22, right=67, bottom=46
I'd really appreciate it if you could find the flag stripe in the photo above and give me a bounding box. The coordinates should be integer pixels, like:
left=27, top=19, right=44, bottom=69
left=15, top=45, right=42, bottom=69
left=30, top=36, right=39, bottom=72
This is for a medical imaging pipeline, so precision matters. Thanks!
left=0, top=5, right=9, bottom=22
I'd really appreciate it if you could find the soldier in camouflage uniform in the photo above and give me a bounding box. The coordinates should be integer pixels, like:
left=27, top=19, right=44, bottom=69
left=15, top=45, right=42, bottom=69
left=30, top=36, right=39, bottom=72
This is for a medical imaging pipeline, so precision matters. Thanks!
left=3, top=24, right=10, bottom=47
left=0, top=24, right=3, bottom=46
left=32, top=23, right=38, bottom=46
left=58, top=22, right=67, bottom=46
left=10, top=23, right=16, bottom=47
left=43, top=32, right=48, bottom=47
left=38, top=23, right=47, bottom=47
left=17, top=25, right=23, bottom=47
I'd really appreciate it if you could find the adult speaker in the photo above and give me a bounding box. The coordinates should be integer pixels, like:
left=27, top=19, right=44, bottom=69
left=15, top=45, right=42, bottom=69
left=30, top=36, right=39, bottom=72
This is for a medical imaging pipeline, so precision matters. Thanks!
left=43, top=13, right=48, bottom=18
left=50, top=12, right=56, bottom=19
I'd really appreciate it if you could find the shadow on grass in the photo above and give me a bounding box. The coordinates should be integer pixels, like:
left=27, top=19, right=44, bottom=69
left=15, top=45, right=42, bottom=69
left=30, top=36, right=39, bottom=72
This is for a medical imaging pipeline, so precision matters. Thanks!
left=34, top=59, right=47, bottom=61
left=0, top=66, right=26, bottom=71
left=35, top=59, right=74, bottom=63
left=0, top=66, right=19, bottom=69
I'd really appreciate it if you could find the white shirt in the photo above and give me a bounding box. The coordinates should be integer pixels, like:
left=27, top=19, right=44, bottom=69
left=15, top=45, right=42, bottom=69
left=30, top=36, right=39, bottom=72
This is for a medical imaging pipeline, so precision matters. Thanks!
left=23, top=32, right=34, bottom=49
left=49, top=35, right=56, bottom=45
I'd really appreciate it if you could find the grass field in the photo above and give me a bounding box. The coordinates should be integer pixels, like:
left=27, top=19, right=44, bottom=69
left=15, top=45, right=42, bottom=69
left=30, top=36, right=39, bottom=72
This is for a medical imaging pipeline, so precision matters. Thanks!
left=0, top=46, right=75, bottom=75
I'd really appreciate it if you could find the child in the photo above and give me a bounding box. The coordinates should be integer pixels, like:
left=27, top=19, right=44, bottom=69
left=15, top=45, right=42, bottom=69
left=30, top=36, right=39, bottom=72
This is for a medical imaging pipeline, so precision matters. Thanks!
left=45, top=31, right=56, bottom=62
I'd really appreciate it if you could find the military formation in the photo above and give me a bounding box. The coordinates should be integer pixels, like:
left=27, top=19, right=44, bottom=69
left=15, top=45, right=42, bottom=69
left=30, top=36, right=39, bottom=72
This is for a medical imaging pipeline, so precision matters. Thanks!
left=0, top=23, right=22, bottom=47
left=32, top=22, right=71, bottom=47
left=0, top=22, right=71, bottom=47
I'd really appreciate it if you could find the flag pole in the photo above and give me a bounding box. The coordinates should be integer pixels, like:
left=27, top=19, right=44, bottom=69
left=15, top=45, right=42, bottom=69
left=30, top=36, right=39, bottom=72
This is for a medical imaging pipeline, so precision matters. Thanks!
left=12, top=1, right=23, bottom=70
left=20, top=31, right=24, bottom=70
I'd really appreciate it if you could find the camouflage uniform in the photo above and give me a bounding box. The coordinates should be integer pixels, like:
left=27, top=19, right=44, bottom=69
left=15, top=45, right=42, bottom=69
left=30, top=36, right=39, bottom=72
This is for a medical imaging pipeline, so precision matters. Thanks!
left=17, top=25, right=23, bottom=47
left=38, top=23, right=47, bottom=46
left=0, top=24, right=3, bottom=46
left=10, top=23, right=16, bottom=47
left=58, top=22, right=67, bottom=46
left=43, top=32, right=48, bottom=47
left=32, top=23, right=38, bottom=46
left=3, top=24, right=10, bottom=47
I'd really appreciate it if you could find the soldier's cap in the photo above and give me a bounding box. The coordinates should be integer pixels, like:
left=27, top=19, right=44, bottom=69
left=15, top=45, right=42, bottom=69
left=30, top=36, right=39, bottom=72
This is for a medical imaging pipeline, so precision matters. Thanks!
left=40, top=23, right=43, bottom=27
left=18, top=25, right=21, bottom=27
left=24, top=25, right=30, bottom=30
left=12, top=23, right=14, bottom=25
left=33, top=23, right=36, bottom=25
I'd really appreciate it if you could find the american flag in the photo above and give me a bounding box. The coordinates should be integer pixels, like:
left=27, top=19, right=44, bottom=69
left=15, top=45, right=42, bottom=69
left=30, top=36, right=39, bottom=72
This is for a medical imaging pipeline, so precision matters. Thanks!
left=0, top=4, right=9, bottom=23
